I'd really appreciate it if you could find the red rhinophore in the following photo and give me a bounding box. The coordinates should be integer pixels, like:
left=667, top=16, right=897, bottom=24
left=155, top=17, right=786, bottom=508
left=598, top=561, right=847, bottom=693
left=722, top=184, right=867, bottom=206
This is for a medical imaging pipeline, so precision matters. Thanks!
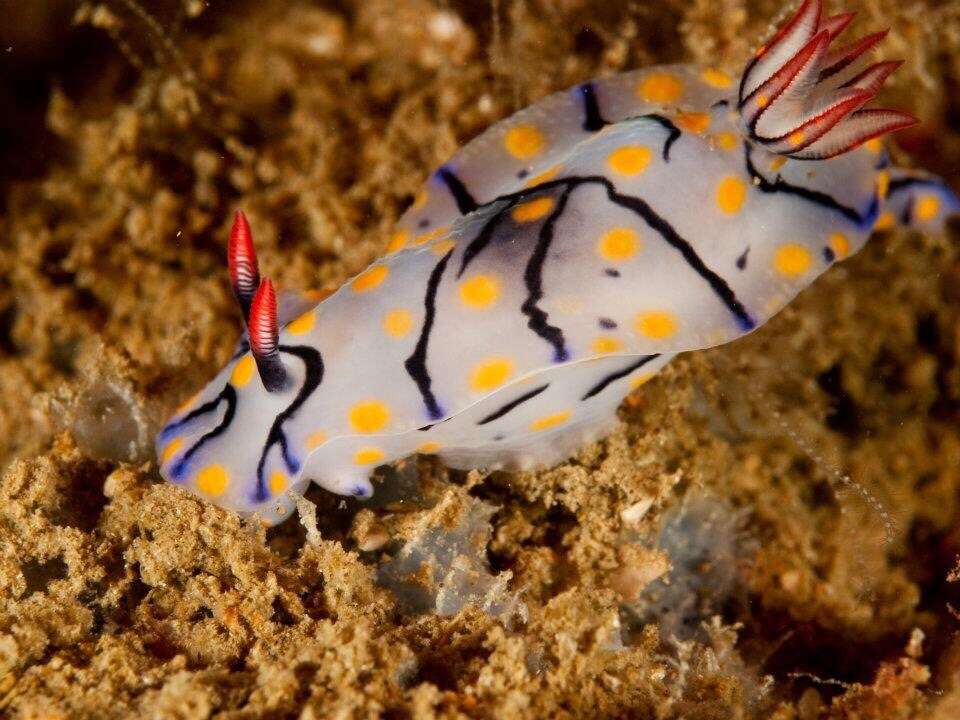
left=248, top=278, right=288, bottom=391
left=228, top=210, right=260, bottom=318
left=249, top=278, right=279, bottom=360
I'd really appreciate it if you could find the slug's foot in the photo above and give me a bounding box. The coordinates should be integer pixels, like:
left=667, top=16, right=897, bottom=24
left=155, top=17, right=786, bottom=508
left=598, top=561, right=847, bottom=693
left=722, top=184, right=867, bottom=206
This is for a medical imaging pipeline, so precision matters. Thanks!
left=877, top=169, right=960, bottom=233
left=315, top=473, right=375, bottom=500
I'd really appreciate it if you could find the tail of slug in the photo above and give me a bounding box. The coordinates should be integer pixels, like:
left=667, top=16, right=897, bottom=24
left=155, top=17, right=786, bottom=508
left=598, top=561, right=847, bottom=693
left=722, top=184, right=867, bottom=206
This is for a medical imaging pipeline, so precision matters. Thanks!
left=737, top=0, right=916, bottom=160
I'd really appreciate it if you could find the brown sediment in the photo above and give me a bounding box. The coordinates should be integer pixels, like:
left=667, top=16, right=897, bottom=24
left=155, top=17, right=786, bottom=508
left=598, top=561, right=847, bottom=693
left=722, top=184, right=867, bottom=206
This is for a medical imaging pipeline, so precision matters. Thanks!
left=2, top=0, right=960, bottom=717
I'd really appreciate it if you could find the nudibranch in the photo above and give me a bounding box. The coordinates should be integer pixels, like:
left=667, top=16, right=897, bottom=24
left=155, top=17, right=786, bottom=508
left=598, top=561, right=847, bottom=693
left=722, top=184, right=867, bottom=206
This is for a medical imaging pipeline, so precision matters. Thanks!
left=157, top=0, right=959, bottom=524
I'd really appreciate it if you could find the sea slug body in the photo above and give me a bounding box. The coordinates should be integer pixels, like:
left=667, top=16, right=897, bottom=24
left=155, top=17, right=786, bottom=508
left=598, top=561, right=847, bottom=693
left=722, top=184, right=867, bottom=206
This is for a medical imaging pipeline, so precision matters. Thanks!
left=157, top=0, right=960, bottom=524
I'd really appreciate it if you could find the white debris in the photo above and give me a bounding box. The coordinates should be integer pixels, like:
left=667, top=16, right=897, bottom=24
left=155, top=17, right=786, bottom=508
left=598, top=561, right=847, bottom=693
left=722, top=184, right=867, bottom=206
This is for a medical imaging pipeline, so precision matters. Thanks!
left=293, top=492, right=323, bottom=546
left=428, top=11, right=463, bottom=42
left=620, top=497, right=655, bottom=526
left=626, top=493, right=749, bottom=640
left=377, top=490, right=526, bottom=625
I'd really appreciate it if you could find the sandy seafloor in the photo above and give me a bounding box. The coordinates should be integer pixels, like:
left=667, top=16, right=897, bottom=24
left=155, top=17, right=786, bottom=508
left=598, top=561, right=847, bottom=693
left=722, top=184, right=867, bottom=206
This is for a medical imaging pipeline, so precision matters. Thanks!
left=2, top=0, right=960, bottom=717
